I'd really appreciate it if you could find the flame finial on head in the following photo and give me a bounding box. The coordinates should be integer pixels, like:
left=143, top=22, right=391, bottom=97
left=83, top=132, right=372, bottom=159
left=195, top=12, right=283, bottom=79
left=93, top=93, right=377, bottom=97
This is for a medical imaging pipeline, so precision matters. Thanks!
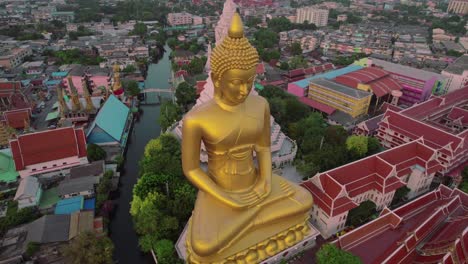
left=228, top=12, right=244, bottom=38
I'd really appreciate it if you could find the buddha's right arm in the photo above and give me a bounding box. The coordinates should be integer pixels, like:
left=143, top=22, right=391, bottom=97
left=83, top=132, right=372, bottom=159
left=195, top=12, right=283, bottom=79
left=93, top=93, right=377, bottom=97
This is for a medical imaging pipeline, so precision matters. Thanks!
left=181, top=117, right=245, bottom=209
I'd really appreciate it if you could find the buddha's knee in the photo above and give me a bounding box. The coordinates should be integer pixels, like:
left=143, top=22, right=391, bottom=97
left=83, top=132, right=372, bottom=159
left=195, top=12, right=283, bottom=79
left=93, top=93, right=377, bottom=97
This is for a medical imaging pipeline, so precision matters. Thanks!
left=191, top=234, right=221, bottom=257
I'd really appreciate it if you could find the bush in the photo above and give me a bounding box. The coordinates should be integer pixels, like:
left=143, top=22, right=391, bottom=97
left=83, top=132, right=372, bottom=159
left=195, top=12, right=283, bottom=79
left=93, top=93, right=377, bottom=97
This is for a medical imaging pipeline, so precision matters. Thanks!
left=87, top=144, right=107, bottom=162
left=26, top=242, right=40, bottom=257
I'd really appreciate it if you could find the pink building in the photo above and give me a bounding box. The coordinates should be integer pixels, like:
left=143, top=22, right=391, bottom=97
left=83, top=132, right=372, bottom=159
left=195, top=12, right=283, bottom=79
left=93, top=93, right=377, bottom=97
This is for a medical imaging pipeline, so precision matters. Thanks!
left=87, top=66, right=111, bottom=96
left=63, top=65, right=87, bottom=95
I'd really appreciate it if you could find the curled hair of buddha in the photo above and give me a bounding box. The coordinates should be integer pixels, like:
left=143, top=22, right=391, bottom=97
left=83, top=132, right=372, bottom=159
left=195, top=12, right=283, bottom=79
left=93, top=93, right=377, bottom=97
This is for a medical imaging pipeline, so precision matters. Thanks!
left=210, top=13, right=259, bottom=98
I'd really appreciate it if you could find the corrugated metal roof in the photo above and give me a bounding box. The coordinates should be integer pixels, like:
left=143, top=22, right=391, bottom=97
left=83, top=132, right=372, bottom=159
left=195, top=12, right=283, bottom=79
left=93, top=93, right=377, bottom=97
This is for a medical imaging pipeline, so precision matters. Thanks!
left=292, top=64, right=363, bottom=89
left=26, top=215, right=70, bottom=243
left=87, top=95, right=130, bottom=143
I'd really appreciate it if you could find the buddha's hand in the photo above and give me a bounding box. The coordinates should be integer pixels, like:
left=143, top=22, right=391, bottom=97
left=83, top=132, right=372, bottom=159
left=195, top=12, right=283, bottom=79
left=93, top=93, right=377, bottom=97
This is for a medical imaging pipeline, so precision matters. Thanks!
left=253, top=178, right=271, bottom=200
left=225, top=190, right=262, bottom=209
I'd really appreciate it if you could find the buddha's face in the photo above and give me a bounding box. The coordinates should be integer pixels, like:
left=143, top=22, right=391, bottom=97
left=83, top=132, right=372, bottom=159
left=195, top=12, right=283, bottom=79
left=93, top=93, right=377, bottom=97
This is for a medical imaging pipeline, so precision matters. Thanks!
left=216, top=68, right=256, bottom=105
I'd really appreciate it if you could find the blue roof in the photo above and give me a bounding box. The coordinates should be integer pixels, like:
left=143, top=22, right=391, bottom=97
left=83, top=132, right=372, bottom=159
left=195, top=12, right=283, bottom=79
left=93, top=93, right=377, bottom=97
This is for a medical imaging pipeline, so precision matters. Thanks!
left=45, top=80, right=61, bottom=86
left=54, top=196, right=84, bottom=215
left=51, top=71, right=68, bottom=77
left=138, top=82, right=145, bottom=90
left=87, top=126, right=116, bottom=144
left=87, top=95, right=130, bottom=143
left=83, top=198, right=95, bottom=210
left=293, top=64, right=363, bottom=89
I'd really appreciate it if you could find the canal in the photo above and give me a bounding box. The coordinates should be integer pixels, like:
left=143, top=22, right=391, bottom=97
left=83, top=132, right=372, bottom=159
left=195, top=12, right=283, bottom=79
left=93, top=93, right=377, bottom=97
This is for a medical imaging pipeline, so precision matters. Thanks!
left=109, top=45, right=173, bottom=264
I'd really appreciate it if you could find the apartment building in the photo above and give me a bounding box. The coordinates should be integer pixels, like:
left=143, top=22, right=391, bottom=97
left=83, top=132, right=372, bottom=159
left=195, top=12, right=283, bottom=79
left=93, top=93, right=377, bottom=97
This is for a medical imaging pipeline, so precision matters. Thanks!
left=295, top=7, right=329, bottom=27
left=167, top=12, right=193, bottom=26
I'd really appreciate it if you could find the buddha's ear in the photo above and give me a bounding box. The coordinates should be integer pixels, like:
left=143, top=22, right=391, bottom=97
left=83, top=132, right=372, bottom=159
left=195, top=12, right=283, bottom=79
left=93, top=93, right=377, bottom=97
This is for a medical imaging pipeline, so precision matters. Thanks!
left=211, top=72, right=220, bottom=88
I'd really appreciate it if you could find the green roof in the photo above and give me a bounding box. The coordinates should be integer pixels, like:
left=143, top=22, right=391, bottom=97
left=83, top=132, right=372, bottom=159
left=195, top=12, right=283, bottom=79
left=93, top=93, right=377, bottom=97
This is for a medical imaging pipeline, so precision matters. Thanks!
left=46, top=111, right=59, bottom=121
left=0, top=152, right=19, bottom=183
left=52, top=102, right=59, bottom=109
left=39, top=187, right=60, bottom=209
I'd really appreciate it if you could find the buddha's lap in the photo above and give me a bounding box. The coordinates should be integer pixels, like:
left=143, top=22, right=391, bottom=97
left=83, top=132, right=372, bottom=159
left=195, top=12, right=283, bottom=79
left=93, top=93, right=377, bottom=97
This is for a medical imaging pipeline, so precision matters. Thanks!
left=190, top=175, right=312, bottom=246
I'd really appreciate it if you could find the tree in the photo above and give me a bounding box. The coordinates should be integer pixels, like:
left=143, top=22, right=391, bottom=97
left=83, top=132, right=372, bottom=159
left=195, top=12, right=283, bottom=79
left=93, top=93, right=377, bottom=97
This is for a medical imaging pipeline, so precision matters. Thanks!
left=25, top=242, right=40, bottom=257
left=391, top=186, right=410, bottom=207
left=346, top=135, right=368, bottom=158
left=124, top=80, right=141, bottom=97
left=447, top=49, right=463, bottom=57
left=87, top=143, right=107, bottom=162
left=289, top=56, right=308, bottom=69
left=367, top=137, right=381, bottom=155
left=122, top=65, right=137, bottom=73
left=316, top=244, right=362, bottom=264
left=279, top=61, right=289, bottom=70
left=167, top=38, right=178, bottom=49
left=159, top=101, right=182, bottom=132
left=346, top=200, right=376, bottom=226
left=291, top=42, right=302, bottom=56
left=176, top=82, right=197, bottom=111
left=64, top=231, right=114, bottom=264
left=140, top=133, right=182, bottom=177
left=187, top=57, right=204, bottom=75
left=154, top=239, right=180, bottom=264
left=131, top=22, right=147, bottom=38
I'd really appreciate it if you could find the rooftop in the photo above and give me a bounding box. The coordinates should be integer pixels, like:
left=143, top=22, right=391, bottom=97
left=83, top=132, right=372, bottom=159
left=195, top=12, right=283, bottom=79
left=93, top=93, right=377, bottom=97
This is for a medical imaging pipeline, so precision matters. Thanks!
left=26, top=214, right=70, bottom=243
left=369, top=58, right=444, bottom=81
left=292, top=64, right=363, bottom=89
left=336, top=185, right=468, bottom=264
left=310, top=78, right=372, bottom=99
left=0, top=151, right=18, bottom=184
left=57, top=176, right=99, bottom=196
left=69, top=160, right=105, bottom=179
left=443, top=54, right=468, bottom=75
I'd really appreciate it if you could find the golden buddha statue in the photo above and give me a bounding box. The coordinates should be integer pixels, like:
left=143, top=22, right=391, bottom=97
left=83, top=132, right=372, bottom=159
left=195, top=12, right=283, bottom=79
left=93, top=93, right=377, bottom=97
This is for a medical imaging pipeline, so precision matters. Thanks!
left=182, top=13, right=313, bottom=264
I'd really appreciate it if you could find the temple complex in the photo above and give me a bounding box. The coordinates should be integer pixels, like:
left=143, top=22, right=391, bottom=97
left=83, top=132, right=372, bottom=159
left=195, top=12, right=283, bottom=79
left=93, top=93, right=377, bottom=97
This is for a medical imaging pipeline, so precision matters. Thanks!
left=334, top=185, right=468, bottom=264
left=173, top=0, right=297, bottom=168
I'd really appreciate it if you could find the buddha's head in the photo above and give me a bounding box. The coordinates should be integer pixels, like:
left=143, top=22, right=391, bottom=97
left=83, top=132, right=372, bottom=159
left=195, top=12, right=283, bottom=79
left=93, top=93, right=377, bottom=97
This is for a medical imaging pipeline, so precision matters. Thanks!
left=211, top=13, right=259, bottom=105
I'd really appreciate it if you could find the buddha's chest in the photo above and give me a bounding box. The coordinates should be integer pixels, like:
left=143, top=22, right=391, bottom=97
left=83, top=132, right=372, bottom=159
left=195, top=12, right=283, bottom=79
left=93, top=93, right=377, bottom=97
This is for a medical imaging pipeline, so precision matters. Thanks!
left=201, top=109, right=264, bottom=150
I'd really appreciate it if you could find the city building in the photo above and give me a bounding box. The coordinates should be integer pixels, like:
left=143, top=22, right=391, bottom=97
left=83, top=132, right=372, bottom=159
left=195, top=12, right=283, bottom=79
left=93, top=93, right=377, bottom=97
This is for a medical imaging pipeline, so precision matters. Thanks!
left=447, top=0, right=468, bottom=15
left=14, top=176, right=43, bottom=209
left=288, top=64, right=363, bottom=98
left=441, top=55, right=468, bottom=94
left=0, top=81, right=30, bottom=111
left=337, top=14, right=347, bottom=22
left=86, top=66, right=111, bottom=96
left=86, top=95, right=132, bottom=157
left=295, top=6, right=329, bottom=27
left=57, top=176, right=99, bottom=199
left=0, top=46, right=33, bottom=69
left=367, top=58, right=446, bottom=105
left=10, top=127, right=88, bottom=179
left=2, top=108, right=32, bottom=130
left=167, top=12, right=194, bottom=26
left=301, top=139, right=443, bottom=238
left=51, top=11, right=75, bottom=23
left=376, top=86, right=468, bottom=177
left=308, top=78, right=372, bottom=118
left=334, top=185, right=468, bottom=264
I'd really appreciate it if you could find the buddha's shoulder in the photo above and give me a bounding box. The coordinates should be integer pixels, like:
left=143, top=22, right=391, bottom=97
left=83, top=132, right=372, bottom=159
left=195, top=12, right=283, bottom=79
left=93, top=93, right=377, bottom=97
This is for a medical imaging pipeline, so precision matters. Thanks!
left=183, top=100, right=218, bottom=123
left=246, top=95, right=268, bottom=107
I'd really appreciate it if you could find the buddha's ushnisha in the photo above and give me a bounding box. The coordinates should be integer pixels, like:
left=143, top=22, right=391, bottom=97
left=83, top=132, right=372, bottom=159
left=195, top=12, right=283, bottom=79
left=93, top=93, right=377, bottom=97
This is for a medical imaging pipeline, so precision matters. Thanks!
left=181, top=12, right=313, bottom=264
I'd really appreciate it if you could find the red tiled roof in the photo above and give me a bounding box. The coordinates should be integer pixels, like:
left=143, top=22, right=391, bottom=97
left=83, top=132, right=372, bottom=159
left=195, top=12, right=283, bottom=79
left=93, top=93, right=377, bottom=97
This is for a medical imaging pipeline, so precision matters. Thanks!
left=256, top=63, right=265, bottom=75
left=447, top=107, right=468, bottom=125
left=286, top=68, right=305, bottom=78
left=380, top=110, right=464, bottom=152
left=302, top=140, right=441, bottom=218
left=304, top=63, right=335, bottom=75
left=298, top=97, right=336, bottom=115
left=334, top=67, right=402, bottom=97
left=196, top=81, right=206, bottom=95
left=335, top=186, right=468, bottom=264
left=3, top=108, right=31, bottom=129
left=10, top=127, right=87, bottom=171
left=401, top=86, right=468, bottom=120
left=0, top=81, right=21, bottom=97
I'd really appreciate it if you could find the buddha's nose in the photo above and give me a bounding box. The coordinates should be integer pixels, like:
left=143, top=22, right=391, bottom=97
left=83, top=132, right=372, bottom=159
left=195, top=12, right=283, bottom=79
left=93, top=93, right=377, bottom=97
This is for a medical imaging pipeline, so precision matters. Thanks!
left=240, top=84, right=248, bottom=96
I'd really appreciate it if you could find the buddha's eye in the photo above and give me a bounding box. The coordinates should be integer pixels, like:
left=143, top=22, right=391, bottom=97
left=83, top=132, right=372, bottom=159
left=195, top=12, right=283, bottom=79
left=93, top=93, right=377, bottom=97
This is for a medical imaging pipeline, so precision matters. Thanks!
left=230, top=80, right=242, bottom=85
